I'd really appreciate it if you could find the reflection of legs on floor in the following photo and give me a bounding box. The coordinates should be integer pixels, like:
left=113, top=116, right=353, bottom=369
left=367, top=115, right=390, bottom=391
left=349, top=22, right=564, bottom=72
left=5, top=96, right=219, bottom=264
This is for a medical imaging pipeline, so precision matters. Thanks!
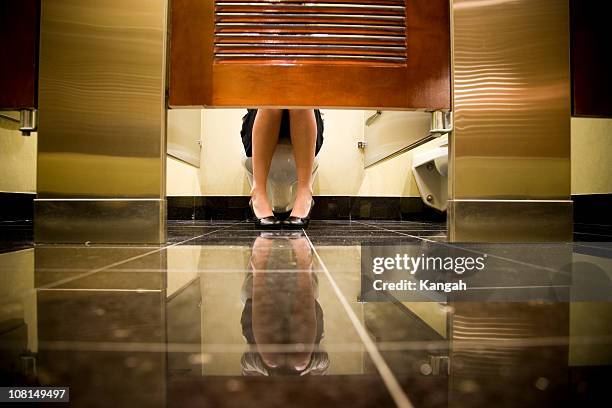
left=288, top=235, right=313, bottom=270
left=288, top=237, right=317, bottom=369
left=249, top=236, right=274, bottom=270
left=250, top=237, right=277, bottom=367
left=251, top=109, right=282, bottom=218
left=288, top=109, right=316, bottom=218
left=250, top=236, right=317, bottom=372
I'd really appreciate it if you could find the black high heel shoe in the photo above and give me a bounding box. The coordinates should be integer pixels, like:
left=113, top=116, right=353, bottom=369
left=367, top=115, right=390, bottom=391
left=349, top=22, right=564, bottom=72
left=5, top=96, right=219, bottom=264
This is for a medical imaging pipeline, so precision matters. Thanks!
left=282, top=199, right=315, bottom=229
left=249, top=199, right=281, bottom=229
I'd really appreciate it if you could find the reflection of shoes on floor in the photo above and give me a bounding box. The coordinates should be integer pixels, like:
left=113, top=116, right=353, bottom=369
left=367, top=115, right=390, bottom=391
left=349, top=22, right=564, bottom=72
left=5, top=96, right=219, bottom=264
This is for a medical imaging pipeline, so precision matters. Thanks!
left=283, top=200, right=315, bottom=229
left=258, top=231, right=305, bottom=239
left=258, top=231, right=286, bottom=238
left=250, top=200, right=281, bottom=229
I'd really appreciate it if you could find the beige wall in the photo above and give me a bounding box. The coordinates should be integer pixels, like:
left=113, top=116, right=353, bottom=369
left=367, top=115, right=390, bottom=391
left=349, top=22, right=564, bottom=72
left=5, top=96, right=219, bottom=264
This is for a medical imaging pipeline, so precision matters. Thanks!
left=0, top=115, right=37, bottom=193
left=167, top=108, right=431, bottom=197
left=571, top=117, right=612, bottom=195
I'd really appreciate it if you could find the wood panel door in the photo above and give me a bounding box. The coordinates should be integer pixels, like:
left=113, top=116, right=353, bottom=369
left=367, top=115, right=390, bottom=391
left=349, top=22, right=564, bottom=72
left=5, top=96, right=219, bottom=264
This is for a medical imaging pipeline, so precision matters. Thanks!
left=0, top=0, right=40, bottom=110
left=169, top=0, right=450, bottom=109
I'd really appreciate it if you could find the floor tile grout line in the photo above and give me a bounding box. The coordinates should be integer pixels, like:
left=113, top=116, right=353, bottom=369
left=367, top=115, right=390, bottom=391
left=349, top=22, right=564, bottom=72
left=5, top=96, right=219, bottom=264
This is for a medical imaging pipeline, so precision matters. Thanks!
left=354, top=220, right=437, bottom=243
left=36, top=268, right=329, bottom=273
left=354, top=220, right=567, bottom=274
left=302, top=228, right=414, bottom=408
left=574, top=222, right=612, bottom=227
left=465, top=284, right=570, bottom=290
left=36, top=269, right=581, bottom=282
left=574, top=232, right=612, bottom=238
left=36, top=334, right=612, bottom=354
left=37, top=221, right=246, bottom=290
left=36, top=288, right=163, bottom=292
left=573, top=242, right=612, bottom=252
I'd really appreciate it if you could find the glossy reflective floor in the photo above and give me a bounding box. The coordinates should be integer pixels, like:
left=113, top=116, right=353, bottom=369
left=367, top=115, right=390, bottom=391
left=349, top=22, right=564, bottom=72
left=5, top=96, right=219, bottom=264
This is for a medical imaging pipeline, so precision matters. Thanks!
left=1, top=220, right=612, bottom=407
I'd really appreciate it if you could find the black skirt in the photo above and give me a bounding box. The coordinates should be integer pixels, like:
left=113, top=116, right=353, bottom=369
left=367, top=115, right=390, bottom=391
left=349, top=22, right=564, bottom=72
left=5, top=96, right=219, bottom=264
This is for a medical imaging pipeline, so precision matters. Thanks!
left=240, top=109, right=324, bottom=157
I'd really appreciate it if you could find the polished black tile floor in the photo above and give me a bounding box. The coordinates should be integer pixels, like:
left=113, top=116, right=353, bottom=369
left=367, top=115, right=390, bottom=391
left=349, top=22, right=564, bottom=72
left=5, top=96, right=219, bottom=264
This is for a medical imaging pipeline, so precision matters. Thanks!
left=1, top=220, right=612, bottom=407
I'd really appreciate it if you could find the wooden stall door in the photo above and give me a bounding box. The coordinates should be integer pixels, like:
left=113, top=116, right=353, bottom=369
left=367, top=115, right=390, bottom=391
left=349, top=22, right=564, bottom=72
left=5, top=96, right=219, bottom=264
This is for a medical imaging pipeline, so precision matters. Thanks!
left=0, top=0, right=40, bottom=110
left=169, top=0, right=450, bottom=109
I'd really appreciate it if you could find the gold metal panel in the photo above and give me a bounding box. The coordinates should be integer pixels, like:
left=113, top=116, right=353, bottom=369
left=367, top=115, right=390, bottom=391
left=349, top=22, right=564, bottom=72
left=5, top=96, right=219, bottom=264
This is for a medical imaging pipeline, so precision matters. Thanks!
left=450, top=0, right=571, bottom=200
left=37, top=0, right=167, bottom=198
left=35, top=199, right=166, bottom=244
left=448, top=200, right=572, bottom=242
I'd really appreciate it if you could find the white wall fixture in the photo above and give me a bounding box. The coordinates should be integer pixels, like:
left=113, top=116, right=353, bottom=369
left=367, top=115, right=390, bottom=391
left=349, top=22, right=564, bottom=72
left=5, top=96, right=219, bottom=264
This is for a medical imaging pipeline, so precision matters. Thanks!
left=412, top=135, right=449, bottom=211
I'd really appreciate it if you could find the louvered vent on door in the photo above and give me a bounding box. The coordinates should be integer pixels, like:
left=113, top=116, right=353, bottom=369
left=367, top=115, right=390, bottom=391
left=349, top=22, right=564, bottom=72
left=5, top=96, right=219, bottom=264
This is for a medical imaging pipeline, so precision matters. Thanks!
left=214, top=0, right=407, bottom=66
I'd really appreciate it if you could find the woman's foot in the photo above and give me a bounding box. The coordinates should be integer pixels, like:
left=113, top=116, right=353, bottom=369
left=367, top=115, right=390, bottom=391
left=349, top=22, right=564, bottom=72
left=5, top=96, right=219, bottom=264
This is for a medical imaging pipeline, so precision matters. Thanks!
left=250, top=189, right=280, bottom=229
left=283, top=191, right=314, bottom=229
left=251, top=189, right=274, bottom=218
left=290, top=190, right=314, bottom=218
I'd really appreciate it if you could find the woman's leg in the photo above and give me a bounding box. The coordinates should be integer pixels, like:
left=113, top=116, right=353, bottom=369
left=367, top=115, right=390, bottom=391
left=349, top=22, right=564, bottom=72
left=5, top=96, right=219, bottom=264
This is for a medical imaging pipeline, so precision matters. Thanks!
left=251, top=109, right=283, bottom=218
left=288, top=109, right=317, bottom=217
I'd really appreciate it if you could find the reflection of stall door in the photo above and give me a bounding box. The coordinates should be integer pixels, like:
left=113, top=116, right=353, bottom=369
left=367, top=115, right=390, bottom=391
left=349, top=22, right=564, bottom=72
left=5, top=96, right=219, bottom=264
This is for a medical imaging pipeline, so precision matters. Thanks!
left=169, top=0, right=450, bottom=109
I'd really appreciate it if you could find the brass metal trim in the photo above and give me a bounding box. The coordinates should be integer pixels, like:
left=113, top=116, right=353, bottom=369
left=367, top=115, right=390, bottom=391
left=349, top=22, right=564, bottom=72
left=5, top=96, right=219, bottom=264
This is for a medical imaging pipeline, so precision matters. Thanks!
left=35, top=199, right=167, bottom=244
left=448, top=199, right=573, bottom=243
